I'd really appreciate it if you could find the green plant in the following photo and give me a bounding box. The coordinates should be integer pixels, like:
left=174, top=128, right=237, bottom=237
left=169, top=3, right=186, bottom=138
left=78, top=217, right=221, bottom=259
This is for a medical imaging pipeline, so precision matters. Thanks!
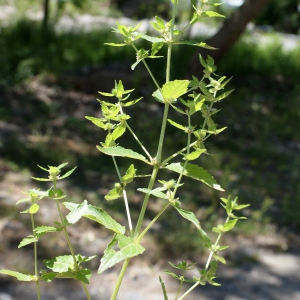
left=0, top=1, right=249, bottom=299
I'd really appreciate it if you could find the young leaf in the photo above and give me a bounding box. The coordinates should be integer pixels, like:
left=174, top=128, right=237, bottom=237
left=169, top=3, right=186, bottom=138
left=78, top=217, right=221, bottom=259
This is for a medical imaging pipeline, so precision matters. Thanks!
left=85, top=116, right=107, bottom=130
left=213, top=253, right=226, bottom=264
left=104, top=43, right=126, bottom=47
left=162, top=80, right=190, bottom=100
left=59, top=167, right=77, bottom=180
left=112, top=125, right=126, bottom=141
left=167, top=119, right=186, bottom=131
left=140, top=34, right=164, bottom=43
left=174, top=207, right=201, bottom=230
left=164, top=162, right=224, bottom=191
left=151, top=42, right=164, bottom=56
left=222, top=219, right=238, bottom=231
left=203, top=11, right=225, bottom=18
left=122, top=164, right=136, bottom=185
left=164, top=271, right=180, bottom=280
left=216, top=89, right=235, bottom=101
left=96, top=146, right=149, bottom=164
left=0, top=270, right=34, bottom=281
left=184, top=149, right=206, bottom=161
left=175, top=40, right=216, bottom=50
left=159, top=276, right=169, bottom=300
left=137, top=187, right=168, bottom=199
left=105, top=184, right=123, bottom=201
left=63, top=202, right=125, bottom=234
left=34, top=226, right=62, bottom=234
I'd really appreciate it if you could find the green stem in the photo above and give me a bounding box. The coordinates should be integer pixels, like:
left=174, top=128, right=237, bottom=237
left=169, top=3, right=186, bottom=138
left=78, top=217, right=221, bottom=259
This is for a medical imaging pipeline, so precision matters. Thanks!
left=131, top=44, right=161, bottom=91
left=175, top=270, right=185, bottom=300
left=30, top=212, right=41, bottom=300
left=155, top=103, right=170, bottom=164
left=110, top=258, right=130, bottom=300
left=162, top=141, right=198, bottom=165
left=136, top=202, right=170, bottom=243
left=177, top=282, right=200, bottom=300
left=111, top=155, right=133, bottom=233
left=134, top=166, right=159, bottom=238
left=125, top=122, right=153, bottom=162
left=81, top=282, right=92, bottom=300
left=172, top=113, right=192, bottom=196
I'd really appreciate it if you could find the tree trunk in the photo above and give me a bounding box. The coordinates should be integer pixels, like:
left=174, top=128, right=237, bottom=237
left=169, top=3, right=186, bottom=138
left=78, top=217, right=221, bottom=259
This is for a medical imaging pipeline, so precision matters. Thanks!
left=186, top=0, right=271, bottom=78
left=43, top=0, right=50, bottom=29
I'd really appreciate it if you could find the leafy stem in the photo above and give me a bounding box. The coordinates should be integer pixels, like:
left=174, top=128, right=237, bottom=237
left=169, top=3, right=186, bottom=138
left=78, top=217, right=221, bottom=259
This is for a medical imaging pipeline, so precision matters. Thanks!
left=53, top=179, right=92, bottom=300
left=136, top=202, right=171, bottom=243
left=30, top=206, right=41, bottom=300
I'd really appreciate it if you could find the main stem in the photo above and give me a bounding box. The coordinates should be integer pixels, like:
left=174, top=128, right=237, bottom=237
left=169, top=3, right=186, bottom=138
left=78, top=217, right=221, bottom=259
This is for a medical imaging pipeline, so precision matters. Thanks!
left=110, top=3, right=179, bottom=300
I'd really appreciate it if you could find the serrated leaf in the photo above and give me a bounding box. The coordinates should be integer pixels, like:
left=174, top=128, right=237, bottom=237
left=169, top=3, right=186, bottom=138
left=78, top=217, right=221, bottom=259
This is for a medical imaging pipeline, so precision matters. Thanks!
left=162, top=80, right=189, bottom=100
left=18, top=235, right=38, bottom=248
left=75, top=268, right=92, bottom=284
left=96, top=146, right=149, bottom=163
left=0, top=270, right=34, bottom=281
left=66, top=200, right=88, bottom=224
left=204, top=11, right=225, bottom=18
left=159, top=276, right=169, bottom=300
left=167, top=119, right=186, bottom=131
left=98, top=234, right=145, bottom=273
left=44, top=255, right=74, bottom=273
left=85, top=116, right=107, bottom=129
left=175, top=207, right=201, bottom=230
left=63, top=202, right=125, bottom=234
left=164, top=162, right=224, bottom=191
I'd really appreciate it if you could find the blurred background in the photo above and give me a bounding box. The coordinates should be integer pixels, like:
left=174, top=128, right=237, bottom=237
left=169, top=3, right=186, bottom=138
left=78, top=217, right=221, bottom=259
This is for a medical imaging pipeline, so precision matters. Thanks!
left=0, top=0, right=300, bottom=299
